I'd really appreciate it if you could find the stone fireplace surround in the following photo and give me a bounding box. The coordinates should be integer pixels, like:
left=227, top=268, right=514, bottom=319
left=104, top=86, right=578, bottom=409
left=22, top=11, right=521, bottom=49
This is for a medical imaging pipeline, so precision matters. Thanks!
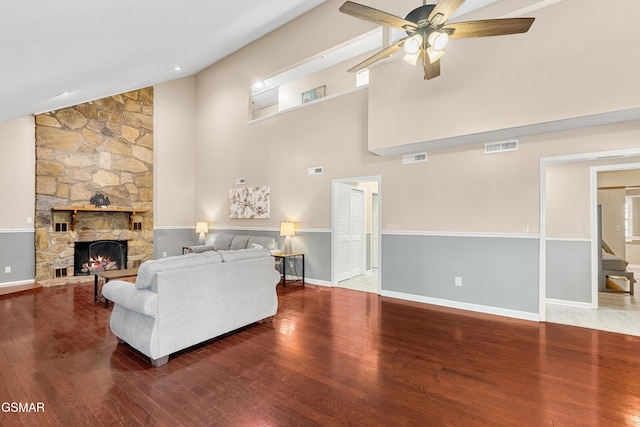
left=34, top=88, right=154, bottom=282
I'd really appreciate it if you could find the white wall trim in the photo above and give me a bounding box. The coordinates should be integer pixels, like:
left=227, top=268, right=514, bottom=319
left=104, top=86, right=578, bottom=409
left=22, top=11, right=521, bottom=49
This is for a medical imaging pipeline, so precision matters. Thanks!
left=0, top=279, right=35, bottom=288
left=381, top=290, right=540, bottom=322
left=545, top=298, right=593, bottom=309
left=545, top=237, right=591, bottom=242
left=382, top=230, right=540, bottom=239
left=305, top=278, right=332, bottom=287
left=154, top=225, right=333, bottom=232
left=0, top=229, right=34, bottom=233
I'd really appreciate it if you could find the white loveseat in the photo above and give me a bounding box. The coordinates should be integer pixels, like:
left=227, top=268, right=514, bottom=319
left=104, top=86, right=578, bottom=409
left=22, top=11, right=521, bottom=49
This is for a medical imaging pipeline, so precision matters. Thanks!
left=102, top=248, right=280, bottom=366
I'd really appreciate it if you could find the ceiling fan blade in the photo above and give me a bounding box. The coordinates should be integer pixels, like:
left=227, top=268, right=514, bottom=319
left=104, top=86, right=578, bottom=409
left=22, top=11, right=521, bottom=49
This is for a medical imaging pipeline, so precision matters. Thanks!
left=347, top=38, right=407, bottom=73
left=423, top=49, right=441, bottom=80
left=339, top=1, right=417, bottom=32
left=444, top=18, right=535, bottom=38
left=428, top=0, right=466, bottom=24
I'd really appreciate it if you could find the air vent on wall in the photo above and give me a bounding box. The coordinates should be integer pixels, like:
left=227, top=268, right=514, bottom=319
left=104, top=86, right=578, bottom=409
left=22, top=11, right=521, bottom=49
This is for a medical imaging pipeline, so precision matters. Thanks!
left=402, top=153, right=427, bottom=164
left=307, top=166, right=324, bottom=176
left=484, top=140, right=519, bottom=154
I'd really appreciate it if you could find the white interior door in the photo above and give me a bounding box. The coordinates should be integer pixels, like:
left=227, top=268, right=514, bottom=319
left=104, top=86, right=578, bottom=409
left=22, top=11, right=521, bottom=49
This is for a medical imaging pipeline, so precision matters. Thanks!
left=371, top=193, right=379, bottom=269
left=336, top=183, right=365, bottom=282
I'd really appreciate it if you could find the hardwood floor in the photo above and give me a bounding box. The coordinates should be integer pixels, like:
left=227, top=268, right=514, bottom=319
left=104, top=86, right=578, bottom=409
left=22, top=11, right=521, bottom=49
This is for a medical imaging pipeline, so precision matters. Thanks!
left=2, top=282, right=640, bottom=426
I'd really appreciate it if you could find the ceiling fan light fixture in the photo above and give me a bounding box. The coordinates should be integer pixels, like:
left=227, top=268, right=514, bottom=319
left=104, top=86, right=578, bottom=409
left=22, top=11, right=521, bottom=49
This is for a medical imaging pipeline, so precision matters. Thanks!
left=426, top=47, right=445, bottom=64
left=403, top=52, right=420, bottom=65
left=403, top=34, right=423, bottom=55
left=428, top=31, right=449, bottom=51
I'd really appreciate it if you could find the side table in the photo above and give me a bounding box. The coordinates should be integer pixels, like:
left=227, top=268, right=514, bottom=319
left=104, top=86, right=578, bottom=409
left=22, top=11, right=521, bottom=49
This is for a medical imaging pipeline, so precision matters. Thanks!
left=94, top=267, right=138, bottom=308
left=272, top=253, right=304, bottom=287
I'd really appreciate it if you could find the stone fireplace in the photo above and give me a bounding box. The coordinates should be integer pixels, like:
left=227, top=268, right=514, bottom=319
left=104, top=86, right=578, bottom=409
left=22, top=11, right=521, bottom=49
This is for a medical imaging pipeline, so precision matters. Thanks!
left=34, top=88, right=154, bottom=282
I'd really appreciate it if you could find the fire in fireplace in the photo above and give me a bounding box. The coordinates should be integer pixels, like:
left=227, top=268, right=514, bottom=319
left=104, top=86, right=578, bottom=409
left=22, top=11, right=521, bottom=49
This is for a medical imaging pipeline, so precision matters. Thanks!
left=74, top=240, right=128, bottom=275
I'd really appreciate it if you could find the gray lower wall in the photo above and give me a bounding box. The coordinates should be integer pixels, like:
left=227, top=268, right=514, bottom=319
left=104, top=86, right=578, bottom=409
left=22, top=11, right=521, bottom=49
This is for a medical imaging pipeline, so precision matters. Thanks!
left=545, top=239, right=591, bottom=303
left=0, top=231, right=35, bottom=285
left=154, top=228, right=544, bottom=315
left=382, top=234, right=540, bottom=314
left=153, top=228, right=199, bottom=259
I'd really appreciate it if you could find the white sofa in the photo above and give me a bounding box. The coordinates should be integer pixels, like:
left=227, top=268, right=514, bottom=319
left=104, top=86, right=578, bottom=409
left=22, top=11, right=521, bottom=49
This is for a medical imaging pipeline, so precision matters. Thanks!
left=102, top=248, right=280, bottom=366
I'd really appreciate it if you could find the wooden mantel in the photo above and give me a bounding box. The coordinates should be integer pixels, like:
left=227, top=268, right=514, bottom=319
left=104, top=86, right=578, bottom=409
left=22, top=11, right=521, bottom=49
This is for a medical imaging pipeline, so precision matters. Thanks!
left=52, top=205, right=149, bottom=231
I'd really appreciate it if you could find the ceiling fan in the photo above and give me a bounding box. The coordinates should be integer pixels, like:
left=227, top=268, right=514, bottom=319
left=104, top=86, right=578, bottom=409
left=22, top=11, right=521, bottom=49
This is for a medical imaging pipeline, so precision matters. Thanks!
left=339, top=0, right=535, bottom=80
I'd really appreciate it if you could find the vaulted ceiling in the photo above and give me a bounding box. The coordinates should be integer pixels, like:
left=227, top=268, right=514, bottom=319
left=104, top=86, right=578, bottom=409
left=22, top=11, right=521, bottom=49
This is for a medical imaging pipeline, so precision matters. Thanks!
left=0, top=0, right=325, bottom=123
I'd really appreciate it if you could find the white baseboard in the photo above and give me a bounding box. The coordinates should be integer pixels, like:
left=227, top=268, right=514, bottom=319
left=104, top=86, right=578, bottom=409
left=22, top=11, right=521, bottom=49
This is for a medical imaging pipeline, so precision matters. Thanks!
left=381, top=290, right=540, bottom=322
left=0, top=279, right=36, bottom=288
left=304, top=278, right=332, bottom=287
left=545, top=298, right=594, bottom=309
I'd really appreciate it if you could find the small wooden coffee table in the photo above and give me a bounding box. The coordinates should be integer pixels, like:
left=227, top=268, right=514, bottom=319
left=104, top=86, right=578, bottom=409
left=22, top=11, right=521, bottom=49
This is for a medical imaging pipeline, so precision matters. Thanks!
left=94, top=268, right=138, bottom=308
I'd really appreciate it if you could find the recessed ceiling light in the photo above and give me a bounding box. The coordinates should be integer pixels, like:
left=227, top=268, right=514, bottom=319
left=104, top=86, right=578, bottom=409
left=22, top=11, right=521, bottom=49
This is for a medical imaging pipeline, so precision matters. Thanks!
left=253, top=81, right=265, bottom=90
left=56, top=91, right=69, bottom=98
left=173, top=66, right=182, bottom=72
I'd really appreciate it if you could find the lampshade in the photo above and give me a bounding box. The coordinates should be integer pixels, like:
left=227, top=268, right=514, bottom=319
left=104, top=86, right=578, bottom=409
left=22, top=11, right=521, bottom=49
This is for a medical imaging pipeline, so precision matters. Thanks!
left=426, top=47, right=446, bottom=63
left=195, top=222, right=209, bottom=234
left=428, top=31, right=449, bottom=51
left=280, top=222, right=295, bottom=237
left=403, top=34, right=423, bottom=55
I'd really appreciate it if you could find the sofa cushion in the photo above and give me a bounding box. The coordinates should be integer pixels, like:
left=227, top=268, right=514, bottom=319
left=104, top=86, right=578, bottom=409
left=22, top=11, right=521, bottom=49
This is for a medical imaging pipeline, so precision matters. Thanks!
left=247, top=236, right=278, bottom=251
left=135, top=252, right=223, bottom=290
left=219, top=248, right=272, bottom=263
left=230, top=235, right=250, bottom=250
left=212, top=233, right=234, bottom=251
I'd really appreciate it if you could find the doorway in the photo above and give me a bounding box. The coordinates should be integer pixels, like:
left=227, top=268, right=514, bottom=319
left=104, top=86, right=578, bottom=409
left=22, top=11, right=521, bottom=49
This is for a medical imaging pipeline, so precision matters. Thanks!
left=332, top=176, right=381, bottom=294
left=540, top=150, right=640, bottom=335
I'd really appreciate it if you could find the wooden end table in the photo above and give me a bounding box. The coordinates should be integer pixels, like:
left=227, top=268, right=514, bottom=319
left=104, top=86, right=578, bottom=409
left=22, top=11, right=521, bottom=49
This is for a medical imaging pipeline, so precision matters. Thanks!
left=272, top=253, right=304, bottom=287
left=94, top=268, right=138, bottom=308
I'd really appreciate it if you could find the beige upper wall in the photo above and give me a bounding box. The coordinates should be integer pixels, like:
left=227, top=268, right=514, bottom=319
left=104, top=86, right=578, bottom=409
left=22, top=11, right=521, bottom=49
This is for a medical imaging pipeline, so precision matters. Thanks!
left=0, top=116, right=35, bottom=229
left=192, top=0, right=640, bottom=234
left=368, top=0, right=640, bottom=154
left=154, top=76, right=197, bottom=227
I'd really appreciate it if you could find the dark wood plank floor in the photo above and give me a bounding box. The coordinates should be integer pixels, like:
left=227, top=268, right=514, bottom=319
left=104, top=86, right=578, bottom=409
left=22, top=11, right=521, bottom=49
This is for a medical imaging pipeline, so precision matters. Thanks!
left=1, top=282, right=640, bottom=426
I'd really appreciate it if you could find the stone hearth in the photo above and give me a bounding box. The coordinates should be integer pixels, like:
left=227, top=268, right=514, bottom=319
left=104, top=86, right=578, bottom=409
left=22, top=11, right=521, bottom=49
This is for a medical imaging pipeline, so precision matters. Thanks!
left=34, top=88, right=154, bottom=282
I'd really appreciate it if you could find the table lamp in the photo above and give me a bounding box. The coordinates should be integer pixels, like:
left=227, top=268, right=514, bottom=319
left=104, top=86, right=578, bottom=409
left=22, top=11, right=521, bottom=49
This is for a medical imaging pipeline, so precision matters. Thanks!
left=196, top=221, right=209, bottom=244
left=280, top=221, right=295, bottom=254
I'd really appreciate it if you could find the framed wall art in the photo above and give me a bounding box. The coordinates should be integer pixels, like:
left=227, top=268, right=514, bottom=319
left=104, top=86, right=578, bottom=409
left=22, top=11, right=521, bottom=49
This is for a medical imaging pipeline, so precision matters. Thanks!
left=301, top=85, right=326, bottom=104
left=228, top=185, right=270, bottom=219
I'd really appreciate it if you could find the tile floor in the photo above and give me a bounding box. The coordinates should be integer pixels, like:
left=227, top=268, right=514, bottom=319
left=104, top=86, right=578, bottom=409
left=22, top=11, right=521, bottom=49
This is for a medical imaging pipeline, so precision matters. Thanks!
left=546, top=266, right=640, bottom=337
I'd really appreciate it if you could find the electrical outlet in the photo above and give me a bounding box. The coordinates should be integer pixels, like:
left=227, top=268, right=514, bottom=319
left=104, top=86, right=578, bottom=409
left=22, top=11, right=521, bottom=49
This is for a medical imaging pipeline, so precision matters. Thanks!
left=26, top=217, right=33, bottom=224
left=289, top=260, right=294, bottom=268
left=522, top=224, right=530, bottom=233
left=4, top=266, right=11, bottom=273
left=455, top=276, right=462, bottom=287
left=162, top=252, right=167, bottom=258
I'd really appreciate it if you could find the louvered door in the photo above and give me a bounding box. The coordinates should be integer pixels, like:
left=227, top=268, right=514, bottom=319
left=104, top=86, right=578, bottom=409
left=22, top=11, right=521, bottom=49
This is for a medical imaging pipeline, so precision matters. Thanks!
left=335, top=183, right=365, bottom=281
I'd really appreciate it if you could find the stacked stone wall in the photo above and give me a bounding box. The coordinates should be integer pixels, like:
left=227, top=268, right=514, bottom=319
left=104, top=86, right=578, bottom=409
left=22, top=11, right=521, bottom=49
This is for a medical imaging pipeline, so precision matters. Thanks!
left=34, top=88, right=154, bottom=281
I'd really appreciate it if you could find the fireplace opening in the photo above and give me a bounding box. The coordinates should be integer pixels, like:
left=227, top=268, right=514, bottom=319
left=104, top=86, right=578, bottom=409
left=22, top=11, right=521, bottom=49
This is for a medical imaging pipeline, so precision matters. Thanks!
left=74, top=240, right=128, bottom=275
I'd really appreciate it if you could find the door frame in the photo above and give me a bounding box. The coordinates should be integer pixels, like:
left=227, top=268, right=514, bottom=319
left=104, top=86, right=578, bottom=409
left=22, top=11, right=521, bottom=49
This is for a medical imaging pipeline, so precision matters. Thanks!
left=590, top=162, right=640, bottom=307
left=331, top=175, right=382, bottom=292
left=539, top=148, right=640, bottom=321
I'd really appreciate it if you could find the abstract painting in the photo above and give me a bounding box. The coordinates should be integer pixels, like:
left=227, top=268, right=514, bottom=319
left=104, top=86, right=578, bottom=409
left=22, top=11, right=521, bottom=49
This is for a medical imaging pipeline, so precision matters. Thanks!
left=228, top=186, right=270, bottom=219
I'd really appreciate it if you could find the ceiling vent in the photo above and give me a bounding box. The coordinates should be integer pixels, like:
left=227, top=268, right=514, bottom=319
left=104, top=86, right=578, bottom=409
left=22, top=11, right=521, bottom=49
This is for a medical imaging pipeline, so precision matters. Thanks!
left=402, top=153, right=427, bottom=165
left=484, top=140, right=519, bottom=154
left=307, top=166, right=324, bottom=176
